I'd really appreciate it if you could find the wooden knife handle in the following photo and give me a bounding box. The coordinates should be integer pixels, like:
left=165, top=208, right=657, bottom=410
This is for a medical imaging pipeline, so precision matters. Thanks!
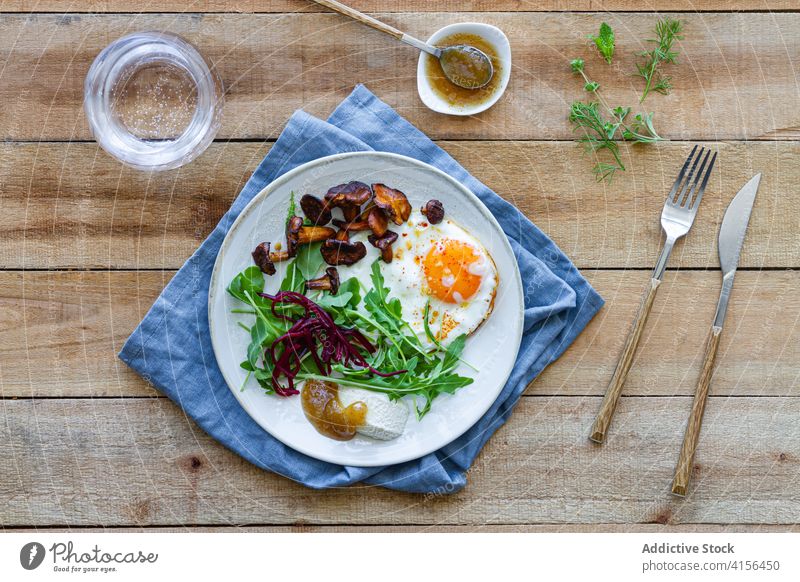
left=312, top=0, right=404, bottom=40
left=590, top=277, right=661, bottom=444
left=672, top=325, right=722, bottom=496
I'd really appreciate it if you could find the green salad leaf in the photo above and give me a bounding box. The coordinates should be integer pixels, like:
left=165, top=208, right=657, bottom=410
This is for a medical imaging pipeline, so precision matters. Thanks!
left=591, top=22, right=615, bottom=64
left=228, top=265, right=265, bottom=303
left=280, top=242, right=324, bottom=293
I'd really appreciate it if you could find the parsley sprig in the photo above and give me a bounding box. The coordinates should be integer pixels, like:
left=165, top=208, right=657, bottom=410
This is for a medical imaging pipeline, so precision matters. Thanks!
left=590, top=22, right=615, bottom=64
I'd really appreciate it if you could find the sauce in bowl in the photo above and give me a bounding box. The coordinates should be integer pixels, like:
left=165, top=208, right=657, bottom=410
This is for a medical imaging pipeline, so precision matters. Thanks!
left=424, top=32, right=502, bottom=108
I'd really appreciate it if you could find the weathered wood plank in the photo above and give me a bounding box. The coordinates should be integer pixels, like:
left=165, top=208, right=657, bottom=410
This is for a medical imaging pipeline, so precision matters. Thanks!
left=3, top=1, right=797, bottom=13
left=1, top=141, right=795, bottom=270
left=0, top=270, right=165, bottom=398
left=8, top=525, right=798, bottom=532
left=1, top=13, right=799, bottom=141
left=1, top=270, right=797, bottom=399
left=1, top=397, right=798, bottom=526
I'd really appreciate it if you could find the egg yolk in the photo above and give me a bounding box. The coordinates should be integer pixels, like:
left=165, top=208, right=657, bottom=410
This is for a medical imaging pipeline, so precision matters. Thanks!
left=423, top=239, right=483, bottom=303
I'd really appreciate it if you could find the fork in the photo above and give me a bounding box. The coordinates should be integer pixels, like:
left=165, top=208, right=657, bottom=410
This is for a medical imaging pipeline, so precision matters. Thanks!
left=589, top=145, right=717, bottom=444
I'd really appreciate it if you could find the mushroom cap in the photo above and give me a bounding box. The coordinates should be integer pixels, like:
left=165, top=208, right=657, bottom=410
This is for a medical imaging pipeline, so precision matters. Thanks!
left=367, top=230, right=399, bottom=263
left=371, top=183, right=412, bottom=225
left=367, top=230, right=399, bottom=249
left=324, top=181, right=372, bottom=207
left=332, top=218, right=370, bottom=232
left=325, top=267, right=340, bottom=294
left=300, top=194, right=332, bottom=226
left=367, top=206, right=389, bottom=237
left=320, top=239, right=368, bottom=266
left=285, top=215, right=304, bottom=257
left=421, top=199, right=445, bottom=224
left=252, top=241, right=276, bottom=275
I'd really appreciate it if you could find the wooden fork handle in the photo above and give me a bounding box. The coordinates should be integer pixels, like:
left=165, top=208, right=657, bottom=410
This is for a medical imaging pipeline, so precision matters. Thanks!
left=590, top=277, right=661, bottom=444
left=312, top=0, right=404, bottom=40
left=672, top=325, right=722, bottom=496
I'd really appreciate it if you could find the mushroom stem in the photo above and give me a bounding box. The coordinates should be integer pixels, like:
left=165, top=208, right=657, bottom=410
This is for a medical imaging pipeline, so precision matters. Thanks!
left=252, top=242, right=290, bottom=275
left=298, top=225, right=336, bottom=244
left=269, top=250, right=290, bottom=262
left=305, top=267, right=340, bottom=294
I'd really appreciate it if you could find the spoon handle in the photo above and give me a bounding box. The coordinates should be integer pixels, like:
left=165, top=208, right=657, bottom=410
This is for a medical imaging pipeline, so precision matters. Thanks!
left=312, top=0, right=440, bottom=57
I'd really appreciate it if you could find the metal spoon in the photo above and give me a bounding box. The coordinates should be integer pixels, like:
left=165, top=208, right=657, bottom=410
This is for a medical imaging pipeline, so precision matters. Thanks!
left=312, top=0, right=494, bottom=89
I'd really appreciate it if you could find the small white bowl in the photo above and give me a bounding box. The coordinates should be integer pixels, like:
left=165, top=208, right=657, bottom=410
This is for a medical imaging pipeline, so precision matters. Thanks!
left=417, top=22, right=511, bottom=116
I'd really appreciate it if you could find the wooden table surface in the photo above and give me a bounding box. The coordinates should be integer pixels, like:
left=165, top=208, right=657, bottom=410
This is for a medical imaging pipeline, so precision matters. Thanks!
left=2, top=1, right=799, bottom=532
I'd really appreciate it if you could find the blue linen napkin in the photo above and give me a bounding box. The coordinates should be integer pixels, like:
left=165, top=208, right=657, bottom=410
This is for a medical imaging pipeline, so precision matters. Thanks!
left=119, top=85, right=603, bottom=493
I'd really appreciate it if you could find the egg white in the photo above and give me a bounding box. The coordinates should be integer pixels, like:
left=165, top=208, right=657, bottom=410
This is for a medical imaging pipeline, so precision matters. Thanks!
left=337, top=209, right=498, bottom=348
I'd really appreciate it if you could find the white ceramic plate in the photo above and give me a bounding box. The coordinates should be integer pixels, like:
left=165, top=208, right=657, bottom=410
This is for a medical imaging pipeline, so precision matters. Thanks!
left=209, top=152, right=524, bottom=466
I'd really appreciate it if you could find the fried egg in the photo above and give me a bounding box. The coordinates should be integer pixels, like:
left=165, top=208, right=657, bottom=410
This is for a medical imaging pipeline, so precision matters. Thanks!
left=342, top=209, right=498, bottom=347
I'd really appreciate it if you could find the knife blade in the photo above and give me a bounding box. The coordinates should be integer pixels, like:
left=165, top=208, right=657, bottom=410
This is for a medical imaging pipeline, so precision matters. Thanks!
left=672, top=173, right=762, bottom=496
left=712, top=173, right=761, bottom=329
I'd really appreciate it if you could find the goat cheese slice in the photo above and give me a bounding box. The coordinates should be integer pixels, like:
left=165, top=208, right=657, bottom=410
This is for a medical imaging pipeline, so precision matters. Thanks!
left=338, top=387, right=409, bottom=441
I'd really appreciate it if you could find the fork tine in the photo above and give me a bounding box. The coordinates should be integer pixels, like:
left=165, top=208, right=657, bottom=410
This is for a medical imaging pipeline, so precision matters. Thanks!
left=675, top=147, right=706, bottom=206
left=690, top=151, right=717, bottom=212
left=667, top=145, right=698, bottom=203
left=683, top=149, right=711, bottom=208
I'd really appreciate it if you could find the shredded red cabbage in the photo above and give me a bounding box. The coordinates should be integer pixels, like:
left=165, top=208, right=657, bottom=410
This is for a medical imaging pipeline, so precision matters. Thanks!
left=258, top=290, right=406, bottom=396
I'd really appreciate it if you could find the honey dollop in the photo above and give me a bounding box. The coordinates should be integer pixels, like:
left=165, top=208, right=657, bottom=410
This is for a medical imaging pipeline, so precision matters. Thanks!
left=301, top=379, right=367, bottom=441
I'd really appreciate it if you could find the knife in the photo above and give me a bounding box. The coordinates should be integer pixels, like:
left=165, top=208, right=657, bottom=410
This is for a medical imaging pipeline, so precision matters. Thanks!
left=671, top=173, right=762, bottom=496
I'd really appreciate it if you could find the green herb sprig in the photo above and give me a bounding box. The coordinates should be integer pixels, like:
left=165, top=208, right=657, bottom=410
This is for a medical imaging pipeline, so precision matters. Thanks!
left=636, top=18, right=683, bottom=102
left=590, top=22, right=615, bottom=64
left=569, top=59, right=662, bottom=182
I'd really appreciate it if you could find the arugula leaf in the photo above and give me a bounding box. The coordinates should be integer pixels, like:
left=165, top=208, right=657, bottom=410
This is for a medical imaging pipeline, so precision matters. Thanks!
left=364, top=267, right=427, bottom=360
left=364, top=261, right=405, bottom=334
left=247, top=317, right=273, bottom=369
left=227, top=266, right=264, bottom=303
left=591, top=22, right=615, bottom=64
left=314, top=291, right=354, bottom=310
left=442, top=333, right=467, bottom=371
left=367, top=260, right=402, bottom=318
left=279, top=242, right=324, bottom=293
left=422, top=300, right=443, bottom=350
left=339, top=277, right=362, bottom=309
